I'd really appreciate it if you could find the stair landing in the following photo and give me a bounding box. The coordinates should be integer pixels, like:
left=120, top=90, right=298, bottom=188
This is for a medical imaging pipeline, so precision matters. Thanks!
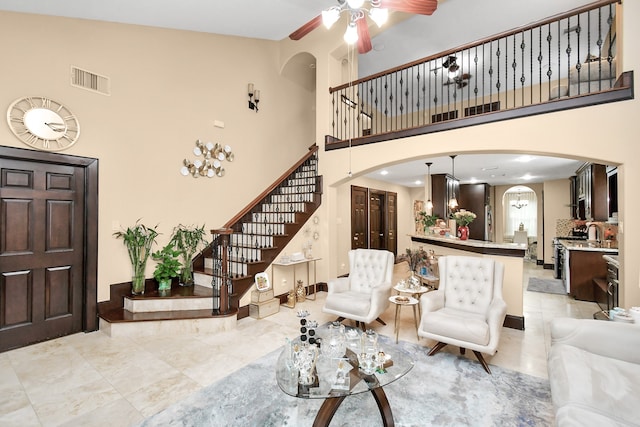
left=98, top=284, right=237, bottom=338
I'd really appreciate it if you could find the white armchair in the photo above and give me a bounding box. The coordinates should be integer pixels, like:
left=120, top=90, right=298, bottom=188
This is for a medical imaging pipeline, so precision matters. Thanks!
left=418, top=255, right=506, bottom=373
left=322, top=249, right=395, bottom=330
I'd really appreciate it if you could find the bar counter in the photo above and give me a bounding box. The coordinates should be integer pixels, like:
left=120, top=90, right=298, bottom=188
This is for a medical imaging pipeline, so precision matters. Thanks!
left=410, top=234, right=526, bottom=330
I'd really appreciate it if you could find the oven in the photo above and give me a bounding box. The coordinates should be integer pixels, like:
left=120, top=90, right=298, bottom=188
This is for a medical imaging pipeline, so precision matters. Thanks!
left=553, top=236, right=587, bottom=280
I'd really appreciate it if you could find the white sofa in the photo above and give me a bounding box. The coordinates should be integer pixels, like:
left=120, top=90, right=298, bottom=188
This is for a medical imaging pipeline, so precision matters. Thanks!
left=548, top=318, right=640, bottom=427
left=549, top=57, right=617, bottom=100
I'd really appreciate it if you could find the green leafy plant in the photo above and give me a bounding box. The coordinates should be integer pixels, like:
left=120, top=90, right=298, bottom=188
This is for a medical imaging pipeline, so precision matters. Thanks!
left=113, top=220, right=159, bottom=294
left=152, top=243, right=182, bottom=284
left=170, top=224, right=208, bottom=286
left=417, top=211, right=439, bottom=231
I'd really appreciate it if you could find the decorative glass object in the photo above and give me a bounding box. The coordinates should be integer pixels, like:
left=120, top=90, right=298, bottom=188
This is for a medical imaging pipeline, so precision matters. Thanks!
left=359, top=329, right=379, bottom=375
left=293, top=343, right=319, bottom=385
left=286, top=290, right=296, bottom=308
left=323, top=321, right=346, bottom=359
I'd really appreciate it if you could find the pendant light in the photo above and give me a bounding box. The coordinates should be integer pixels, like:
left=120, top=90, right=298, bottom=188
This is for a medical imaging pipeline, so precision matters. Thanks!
left=449, top=155, right=459, bottom=209
left=425, top=162, right=434, bottom=211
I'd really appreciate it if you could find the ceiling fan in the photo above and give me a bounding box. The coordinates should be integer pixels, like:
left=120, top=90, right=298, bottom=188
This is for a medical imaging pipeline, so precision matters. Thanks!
left=441, top=56, right=472, bottom=89
left=288, top=0, right=438, bottom=54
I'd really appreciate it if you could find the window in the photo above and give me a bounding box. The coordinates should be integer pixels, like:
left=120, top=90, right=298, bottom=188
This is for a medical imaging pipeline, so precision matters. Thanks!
left=504, top=189, right=537, bottom=238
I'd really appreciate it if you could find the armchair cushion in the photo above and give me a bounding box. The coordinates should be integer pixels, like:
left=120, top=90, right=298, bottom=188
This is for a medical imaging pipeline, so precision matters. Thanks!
left=421, top=306, right=489, bottom=346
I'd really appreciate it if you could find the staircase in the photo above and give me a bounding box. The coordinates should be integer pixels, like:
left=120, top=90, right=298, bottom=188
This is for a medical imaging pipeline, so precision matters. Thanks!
left=197, top=144, right=321, bottom=315
left=98, top=145, right=321, bottom=336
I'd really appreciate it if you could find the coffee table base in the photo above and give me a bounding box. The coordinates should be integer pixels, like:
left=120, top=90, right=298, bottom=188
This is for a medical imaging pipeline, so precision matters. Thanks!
left=312, top=387, right=394, bottom=427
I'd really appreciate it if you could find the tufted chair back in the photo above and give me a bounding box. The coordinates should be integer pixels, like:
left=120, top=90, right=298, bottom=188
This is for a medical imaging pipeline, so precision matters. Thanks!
left=348, top=249, right=395, bottom=293
left=439, top=256, right=499, bottom=315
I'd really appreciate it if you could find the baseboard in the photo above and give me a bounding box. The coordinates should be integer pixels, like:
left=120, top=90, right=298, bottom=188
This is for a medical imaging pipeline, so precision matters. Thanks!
left=504, top=315, right=525, bottom=330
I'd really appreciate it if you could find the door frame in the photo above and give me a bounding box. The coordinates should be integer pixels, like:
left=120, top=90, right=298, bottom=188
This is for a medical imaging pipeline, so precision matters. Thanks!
left=0, top=145, right=98, bottom=332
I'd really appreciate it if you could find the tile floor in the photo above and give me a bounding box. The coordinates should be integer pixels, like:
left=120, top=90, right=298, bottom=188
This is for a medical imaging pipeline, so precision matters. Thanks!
left=0, top=261, right=599, bottom=426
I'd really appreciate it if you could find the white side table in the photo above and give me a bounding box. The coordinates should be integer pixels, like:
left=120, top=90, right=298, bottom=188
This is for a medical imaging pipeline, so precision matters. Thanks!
left=394, top=284, right=430, bottom=318
left=388, top=295, right=419, bottom=343
left=272, top=257, right=321, bottom=303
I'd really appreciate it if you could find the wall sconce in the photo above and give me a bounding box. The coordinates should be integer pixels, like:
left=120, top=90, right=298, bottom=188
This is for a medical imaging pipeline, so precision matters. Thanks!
left=180, top=139, right=234, bottom=178
left=248, top=83, right=260, bottom=112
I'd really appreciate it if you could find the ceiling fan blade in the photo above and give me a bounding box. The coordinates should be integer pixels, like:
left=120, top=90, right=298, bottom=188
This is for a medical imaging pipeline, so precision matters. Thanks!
left=289, top=15, right=322, bottom=40
left=380, top=0, right=438, bottom=15
left=356, top=18, right=373, bottom=54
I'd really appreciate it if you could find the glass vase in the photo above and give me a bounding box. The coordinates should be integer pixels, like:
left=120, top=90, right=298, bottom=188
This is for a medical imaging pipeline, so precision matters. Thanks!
left=179, top=265, right=194, bottom=286
left=131, top=273, right=145, bottom=295
left=359, top=329, right=379, bottom=375
left=458, top=225, right=469, bottom=240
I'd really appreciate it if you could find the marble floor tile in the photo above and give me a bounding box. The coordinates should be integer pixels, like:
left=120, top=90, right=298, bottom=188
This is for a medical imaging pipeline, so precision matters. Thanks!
left=0, top=261, right=599, bottom=426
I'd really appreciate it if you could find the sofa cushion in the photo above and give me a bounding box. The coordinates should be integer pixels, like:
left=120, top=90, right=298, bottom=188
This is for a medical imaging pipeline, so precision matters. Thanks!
left=555, top=404, right=638, bottom=427
left=548, top=343, right=640, bottom=426
left=569, top=57, right=616, bottom=83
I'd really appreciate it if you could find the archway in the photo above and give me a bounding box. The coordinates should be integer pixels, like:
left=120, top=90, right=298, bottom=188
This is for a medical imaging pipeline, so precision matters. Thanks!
left=503, top=186, right=538, bottom=259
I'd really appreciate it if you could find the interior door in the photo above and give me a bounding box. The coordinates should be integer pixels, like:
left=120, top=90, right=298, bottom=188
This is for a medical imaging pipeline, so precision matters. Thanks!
left=386, top=191, right=397, bottom=254
left=0, top=155, right=91, bottom=352
left=369, top=190, right=385, bottom=249
left=350, top=186, right=367, bottom=249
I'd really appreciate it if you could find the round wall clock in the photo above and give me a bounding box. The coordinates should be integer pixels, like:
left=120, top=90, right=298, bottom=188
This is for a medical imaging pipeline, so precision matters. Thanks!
left=6, top=96, right=80, bottom=151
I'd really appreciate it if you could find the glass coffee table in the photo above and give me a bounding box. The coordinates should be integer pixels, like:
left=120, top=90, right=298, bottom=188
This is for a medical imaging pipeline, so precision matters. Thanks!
left=276, top=327, right=413, bottom=427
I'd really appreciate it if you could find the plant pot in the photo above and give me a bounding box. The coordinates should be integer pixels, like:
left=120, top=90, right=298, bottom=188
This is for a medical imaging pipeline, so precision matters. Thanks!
left=458, top=225, right=469, bottom=240
left=132, top=274, right=145, bottom=295
left=158, top=278, right=172, bottom=292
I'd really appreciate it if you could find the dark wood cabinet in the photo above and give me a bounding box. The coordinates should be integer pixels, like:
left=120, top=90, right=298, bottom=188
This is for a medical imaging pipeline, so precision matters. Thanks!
left=431, top=173, right=459, bottom=220
left=459, top=183, right=490, bottom=240
left=575, top=163, right=608, bottom=221
left=568, top=249, right=608, bottom=301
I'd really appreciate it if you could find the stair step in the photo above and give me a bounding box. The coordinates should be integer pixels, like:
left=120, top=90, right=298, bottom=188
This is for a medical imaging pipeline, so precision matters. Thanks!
left=124, top=286, right=213, bottom=313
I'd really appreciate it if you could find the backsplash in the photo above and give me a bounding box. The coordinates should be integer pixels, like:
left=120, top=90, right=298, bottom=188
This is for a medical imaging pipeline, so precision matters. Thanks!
left=556, top=218, right=618, bottom=241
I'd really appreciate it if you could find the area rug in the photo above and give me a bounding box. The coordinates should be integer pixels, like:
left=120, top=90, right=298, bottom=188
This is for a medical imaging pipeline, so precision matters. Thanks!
left=139, top=335, right=554, bottom=427
left=527, top=277, right=567, bottom=295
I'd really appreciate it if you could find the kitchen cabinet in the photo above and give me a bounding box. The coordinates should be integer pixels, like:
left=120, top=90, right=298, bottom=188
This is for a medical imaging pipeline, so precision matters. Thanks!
left=459, top=183, right=490, bottom=240
left=575, top=163, right=607, bottom=221
left=431, top=173, right=459, bottom=220
left=566, top=247, right=612, bottom=301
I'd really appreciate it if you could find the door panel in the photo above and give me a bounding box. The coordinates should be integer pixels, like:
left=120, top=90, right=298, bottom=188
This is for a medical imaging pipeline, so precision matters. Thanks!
left=351, top=186, right=368, bottom=249
left=369, top=191, right=384, bottom=249
left=386, top=192, right=397, bottom=255
left=0, top=159, right=85, bottom=352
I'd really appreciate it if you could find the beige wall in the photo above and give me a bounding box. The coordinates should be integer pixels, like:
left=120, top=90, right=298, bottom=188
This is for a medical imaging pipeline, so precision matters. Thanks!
left=0, top=12, right=315, bottom=301
left=543, top=179, right=573, bottom=264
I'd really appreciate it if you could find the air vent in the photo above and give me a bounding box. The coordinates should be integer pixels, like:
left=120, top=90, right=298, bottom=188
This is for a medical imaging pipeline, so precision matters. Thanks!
left=70, top=66, right=110, bottom=95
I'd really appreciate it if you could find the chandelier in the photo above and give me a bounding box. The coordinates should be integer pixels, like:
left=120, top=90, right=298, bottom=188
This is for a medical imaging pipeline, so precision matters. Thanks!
left=511, top=193, right=529, bottom=209
left=322, top=0, right=388, bottom=44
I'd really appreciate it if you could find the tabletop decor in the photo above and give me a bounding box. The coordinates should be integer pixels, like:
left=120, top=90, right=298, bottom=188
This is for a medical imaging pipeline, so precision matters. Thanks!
left=113, top=220, right=159, bottom=295
left=453, top=210, right=477, bottom=240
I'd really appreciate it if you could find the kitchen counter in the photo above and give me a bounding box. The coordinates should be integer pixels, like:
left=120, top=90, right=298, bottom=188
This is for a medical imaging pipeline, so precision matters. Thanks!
left=560, top=240, right=618, bottom=253
left=410, top=234, right=526, bottom=257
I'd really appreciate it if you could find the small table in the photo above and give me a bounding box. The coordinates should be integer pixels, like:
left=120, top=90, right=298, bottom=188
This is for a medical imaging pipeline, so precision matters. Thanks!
left=394, top=283, right=431, bottom=318
left=388, top=295, right=419, bottom=343
left=271, top=257, right=321, bottom=303
left=276, top=326, right=413, bottom=427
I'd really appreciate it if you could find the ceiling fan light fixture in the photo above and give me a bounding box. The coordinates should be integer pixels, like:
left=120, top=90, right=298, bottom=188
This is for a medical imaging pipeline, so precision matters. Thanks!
left=344, top=22, right=359, bottom=44
left=347, top=0, right=366, bottom=8
left=369, top=7, right=388, bottom=27
left=322, top=8, right=341, bottom=29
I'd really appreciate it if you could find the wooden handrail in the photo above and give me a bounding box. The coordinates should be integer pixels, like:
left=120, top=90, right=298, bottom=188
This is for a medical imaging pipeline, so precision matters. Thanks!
left=221, top=143, right=319, bottom=230
left=329, top=0, right=620, bottom=93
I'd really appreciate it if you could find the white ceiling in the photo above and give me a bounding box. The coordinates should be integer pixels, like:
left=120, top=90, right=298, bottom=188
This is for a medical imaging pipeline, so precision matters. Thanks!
left=0, top=0, right=598, bottom=188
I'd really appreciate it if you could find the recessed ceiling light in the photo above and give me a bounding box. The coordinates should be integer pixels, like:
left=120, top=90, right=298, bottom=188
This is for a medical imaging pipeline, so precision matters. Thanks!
left=380, top=170, right=389, bottom=175
left=415, top=180, right=422, bottom=185
left=522, top=174, right=533, bottom=180
left=482, top=166, right=498, bottom=171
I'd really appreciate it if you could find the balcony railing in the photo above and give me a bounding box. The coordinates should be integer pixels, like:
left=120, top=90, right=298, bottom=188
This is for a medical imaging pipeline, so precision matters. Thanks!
left=327, top=0, right=627, bottom=149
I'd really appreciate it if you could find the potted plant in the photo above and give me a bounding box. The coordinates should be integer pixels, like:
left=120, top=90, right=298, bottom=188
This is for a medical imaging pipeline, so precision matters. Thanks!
left=113, top=220, right=159, bottom=295
left=417, top=211, right=439, bottom=234
left=152, top=243, right=182, bottom=295
left=170, top=224, right=208, bottom=286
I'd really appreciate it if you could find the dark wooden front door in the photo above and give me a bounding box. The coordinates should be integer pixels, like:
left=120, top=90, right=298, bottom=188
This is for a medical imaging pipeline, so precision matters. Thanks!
left=0, top=148, right=97, bottom=352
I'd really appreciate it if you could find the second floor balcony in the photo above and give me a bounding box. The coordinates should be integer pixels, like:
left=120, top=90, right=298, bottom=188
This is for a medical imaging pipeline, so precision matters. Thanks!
left=325, top=0, right=632, bottom=150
